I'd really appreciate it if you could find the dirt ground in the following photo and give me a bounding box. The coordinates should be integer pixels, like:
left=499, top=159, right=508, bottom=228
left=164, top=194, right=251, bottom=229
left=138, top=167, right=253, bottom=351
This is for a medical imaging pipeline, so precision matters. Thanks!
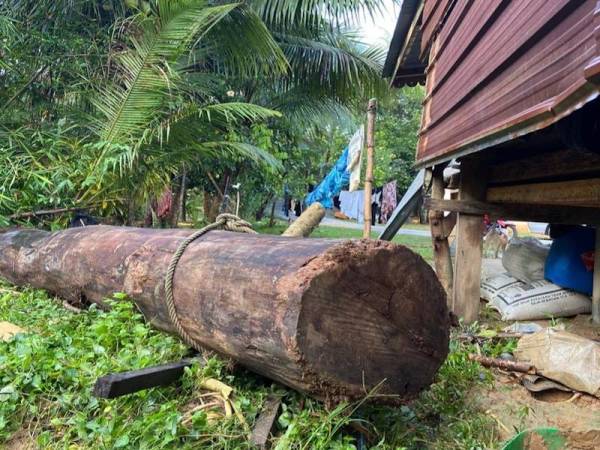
left=477, top=257, right=600, bottom=448
left=473, top=371, right=600, bottom=449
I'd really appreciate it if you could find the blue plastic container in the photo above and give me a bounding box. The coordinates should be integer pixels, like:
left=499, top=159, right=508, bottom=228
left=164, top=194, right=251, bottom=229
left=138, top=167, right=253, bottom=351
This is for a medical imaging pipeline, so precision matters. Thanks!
left=544, top=226, right=595, bottom=296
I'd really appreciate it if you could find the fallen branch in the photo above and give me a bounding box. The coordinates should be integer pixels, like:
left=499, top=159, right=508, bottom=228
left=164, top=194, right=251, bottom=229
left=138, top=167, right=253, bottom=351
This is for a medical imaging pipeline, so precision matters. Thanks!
left=9, top=206, right=92, bottom=221
left=468, top=354, right=535, bottom=374
left=282, top=203, right=326, bottom=237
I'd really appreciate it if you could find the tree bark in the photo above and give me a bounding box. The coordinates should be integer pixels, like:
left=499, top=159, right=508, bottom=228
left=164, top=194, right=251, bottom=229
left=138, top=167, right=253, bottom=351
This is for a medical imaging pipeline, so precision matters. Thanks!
left=255, top=195, right=273, bottom=221
left=203, top=191, right=220, bottom=223
left=0, top=226, right=450, bottom=403
left=179, top=169, right=187, bottom=223
left=282, top=203, right=326, bottom=237
left=268, top=199, right=277, bottom=227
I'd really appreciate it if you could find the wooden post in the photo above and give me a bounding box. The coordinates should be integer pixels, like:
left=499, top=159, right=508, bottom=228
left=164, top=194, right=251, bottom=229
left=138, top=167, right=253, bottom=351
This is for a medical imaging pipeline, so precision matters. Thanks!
left=428, top=165, right=454, bottom=299
left=593, top=227, right=600, bottom=324
left=452, top=158, right=486, bottom=323
left=363, top=98, right=377, bottom=238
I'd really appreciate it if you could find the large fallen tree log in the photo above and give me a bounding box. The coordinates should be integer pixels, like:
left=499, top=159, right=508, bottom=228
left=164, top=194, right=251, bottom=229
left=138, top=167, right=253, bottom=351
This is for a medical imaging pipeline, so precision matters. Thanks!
left=0, top=226, right=450, bottom=403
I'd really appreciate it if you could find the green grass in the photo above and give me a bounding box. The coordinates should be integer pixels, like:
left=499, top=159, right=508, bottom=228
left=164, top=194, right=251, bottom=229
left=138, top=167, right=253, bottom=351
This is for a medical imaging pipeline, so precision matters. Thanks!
left=0, top=225, right=507, bottom=449
left=254, top=221, right=433, bottom=263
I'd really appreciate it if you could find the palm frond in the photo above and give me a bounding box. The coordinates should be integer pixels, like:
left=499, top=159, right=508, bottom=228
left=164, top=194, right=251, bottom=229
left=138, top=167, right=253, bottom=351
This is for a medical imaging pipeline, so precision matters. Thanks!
left=198, top=102, right=281, bottom=123
left=93, top=0, right=239, bottom=147
left=250, top=0, right=386, bottom=30
left=193, top=141, right=282, bottom=169
left=150, top=101, right=281, bottom=149
left=277, top=29, right=388, bottom=100
left=195, top=5, right=289, bottom=78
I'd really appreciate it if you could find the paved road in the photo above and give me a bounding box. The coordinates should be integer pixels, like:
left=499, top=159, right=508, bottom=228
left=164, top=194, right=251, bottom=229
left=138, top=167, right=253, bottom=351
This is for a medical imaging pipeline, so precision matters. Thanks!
left=320, top=217, right=430, bottom=237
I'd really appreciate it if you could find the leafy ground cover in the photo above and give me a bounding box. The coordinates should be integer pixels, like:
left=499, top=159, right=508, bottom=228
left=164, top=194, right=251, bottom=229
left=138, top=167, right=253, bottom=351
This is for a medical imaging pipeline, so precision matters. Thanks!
left=0, top=229, right=510, bottom=449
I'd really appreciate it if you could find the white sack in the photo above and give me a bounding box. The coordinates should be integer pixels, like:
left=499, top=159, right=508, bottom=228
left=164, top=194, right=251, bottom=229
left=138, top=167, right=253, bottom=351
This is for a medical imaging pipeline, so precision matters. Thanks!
left=502, top=237, right=550, bottom=283
left=490, top=279, right=591, bottom=321
left=480, top=273, right=520, bottom=302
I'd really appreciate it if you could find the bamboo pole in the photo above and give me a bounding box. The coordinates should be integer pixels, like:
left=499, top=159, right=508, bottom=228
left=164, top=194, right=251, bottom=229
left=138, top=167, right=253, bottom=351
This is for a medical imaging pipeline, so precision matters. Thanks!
left=363, top=98, right=377, bottom=238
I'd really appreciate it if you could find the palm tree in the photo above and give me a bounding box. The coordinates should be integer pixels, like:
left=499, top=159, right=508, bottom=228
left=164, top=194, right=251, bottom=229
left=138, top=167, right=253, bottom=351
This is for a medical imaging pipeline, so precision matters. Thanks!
left=81, top=0, right=291, bottom=220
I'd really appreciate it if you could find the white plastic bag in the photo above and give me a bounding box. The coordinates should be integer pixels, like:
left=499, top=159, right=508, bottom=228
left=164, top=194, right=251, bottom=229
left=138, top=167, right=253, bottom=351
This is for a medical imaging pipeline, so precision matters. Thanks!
left=502, top=237, right=550, bottom=283
left=490, top=279, right=591, bottom=321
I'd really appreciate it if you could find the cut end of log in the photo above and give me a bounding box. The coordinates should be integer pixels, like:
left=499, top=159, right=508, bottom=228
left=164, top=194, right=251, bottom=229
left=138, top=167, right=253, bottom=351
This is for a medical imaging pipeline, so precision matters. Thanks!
left=293, top=239, right=450, bottom=403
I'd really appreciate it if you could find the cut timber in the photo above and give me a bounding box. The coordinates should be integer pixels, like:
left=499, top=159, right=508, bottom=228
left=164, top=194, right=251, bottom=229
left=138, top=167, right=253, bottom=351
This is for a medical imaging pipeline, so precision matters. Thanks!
left=452, top=158, right=486, bottom=323
left=282, top=202, right=325, bottom=237
left=424, top=198, right=600, bottom=225
left=488, top=148, right=600, bottom=185
left=0, top=226, right=449, bottom=403
left=487, top=178, right=600, bottom=207
left=94, top=357, right=201, bottom=399
left=250, top=394, right=282, bottom=448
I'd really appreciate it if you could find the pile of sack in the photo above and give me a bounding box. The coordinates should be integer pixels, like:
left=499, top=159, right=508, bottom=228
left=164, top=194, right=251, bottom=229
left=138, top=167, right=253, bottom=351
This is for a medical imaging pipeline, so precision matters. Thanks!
left=481, top=226, right=594, bottom=321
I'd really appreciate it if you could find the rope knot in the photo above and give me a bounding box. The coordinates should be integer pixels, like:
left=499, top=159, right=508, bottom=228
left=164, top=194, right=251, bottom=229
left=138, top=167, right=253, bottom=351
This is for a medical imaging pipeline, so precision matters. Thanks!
left=216, top=213, right=257, bottom=234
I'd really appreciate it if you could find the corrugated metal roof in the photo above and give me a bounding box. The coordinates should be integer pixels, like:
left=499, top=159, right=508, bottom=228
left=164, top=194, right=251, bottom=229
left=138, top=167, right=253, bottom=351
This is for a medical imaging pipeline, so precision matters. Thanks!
left=382, top=0, right=426, bottom=86
left=385, top=0, right=600, bottom=167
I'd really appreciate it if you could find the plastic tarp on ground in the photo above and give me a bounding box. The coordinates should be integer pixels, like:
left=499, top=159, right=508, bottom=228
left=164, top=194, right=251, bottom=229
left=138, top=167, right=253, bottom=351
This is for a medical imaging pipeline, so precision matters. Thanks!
left=305, top=128, right=363, bottom=208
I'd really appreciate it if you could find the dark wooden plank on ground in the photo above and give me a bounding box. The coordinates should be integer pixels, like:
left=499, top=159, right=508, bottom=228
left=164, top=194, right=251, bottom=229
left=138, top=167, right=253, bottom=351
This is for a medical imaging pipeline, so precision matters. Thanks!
left=250, top=394, right=282, bottom=449
left=93, top=357, right=202, bottom=399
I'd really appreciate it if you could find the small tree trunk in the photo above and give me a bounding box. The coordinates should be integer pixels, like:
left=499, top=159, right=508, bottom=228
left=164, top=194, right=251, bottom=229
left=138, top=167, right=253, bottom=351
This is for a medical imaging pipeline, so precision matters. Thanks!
left=179, top=169, right=187, bottom=222
left=144, top=199, right=155, bottom=228
left=203, top=191, right=220, bottom=223
left=255, top=195, right=273, bottom=221
left=268, top=199, right=277, bottom=227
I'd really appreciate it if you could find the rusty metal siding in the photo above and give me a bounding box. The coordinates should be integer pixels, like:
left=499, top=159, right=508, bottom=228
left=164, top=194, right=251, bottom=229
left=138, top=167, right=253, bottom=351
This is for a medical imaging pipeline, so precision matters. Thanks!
left=416, top=0, right=600, bottom=167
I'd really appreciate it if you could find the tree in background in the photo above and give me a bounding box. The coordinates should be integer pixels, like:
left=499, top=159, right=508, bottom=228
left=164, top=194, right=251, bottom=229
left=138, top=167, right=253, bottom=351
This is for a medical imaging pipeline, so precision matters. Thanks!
left=373, top=85, right=424, bottom=194
left=0, top=0, right=406, bottom=227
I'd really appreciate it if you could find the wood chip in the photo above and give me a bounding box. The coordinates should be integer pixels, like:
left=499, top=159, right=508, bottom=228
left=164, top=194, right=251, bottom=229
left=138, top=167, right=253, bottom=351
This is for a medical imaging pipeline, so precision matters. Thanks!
left=0, top=321, right=25, bottom=341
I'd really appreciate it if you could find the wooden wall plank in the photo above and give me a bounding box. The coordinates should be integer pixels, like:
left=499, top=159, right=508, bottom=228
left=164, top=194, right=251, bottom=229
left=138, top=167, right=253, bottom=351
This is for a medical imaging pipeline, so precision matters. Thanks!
left=425, top=198, right=600, bottom=225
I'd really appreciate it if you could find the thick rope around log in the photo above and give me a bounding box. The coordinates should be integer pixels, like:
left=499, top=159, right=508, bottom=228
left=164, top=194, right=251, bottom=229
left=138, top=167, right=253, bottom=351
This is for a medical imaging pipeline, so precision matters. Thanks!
left=164, top=213, right=256, bottom=350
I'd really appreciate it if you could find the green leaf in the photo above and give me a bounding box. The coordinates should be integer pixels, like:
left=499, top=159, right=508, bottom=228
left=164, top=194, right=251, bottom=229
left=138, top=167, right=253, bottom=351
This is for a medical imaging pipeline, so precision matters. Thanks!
left=114, top=434, right=130, bottom=447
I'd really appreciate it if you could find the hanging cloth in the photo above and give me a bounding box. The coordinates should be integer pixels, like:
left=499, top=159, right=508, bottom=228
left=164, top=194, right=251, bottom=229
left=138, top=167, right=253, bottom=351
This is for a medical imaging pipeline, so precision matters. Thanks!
left=346, top=127, right=364, bottom=192
left=305, top=128, right=364, bottom=208
left=380, top=181, right=397, bottom=224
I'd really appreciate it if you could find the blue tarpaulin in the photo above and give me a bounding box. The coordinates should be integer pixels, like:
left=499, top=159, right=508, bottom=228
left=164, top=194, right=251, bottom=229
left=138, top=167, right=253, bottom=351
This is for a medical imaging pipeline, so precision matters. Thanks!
left=305, top=147, right=351, bottom=208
